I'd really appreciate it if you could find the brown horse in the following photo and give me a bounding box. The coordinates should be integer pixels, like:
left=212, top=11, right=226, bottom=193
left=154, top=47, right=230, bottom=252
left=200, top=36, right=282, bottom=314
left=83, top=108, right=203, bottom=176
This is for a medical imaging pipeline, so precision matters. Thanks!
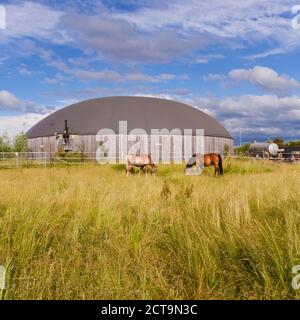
left=186, top=153, right=223, bottom=176
left=126, top=154, right=158, bottom=176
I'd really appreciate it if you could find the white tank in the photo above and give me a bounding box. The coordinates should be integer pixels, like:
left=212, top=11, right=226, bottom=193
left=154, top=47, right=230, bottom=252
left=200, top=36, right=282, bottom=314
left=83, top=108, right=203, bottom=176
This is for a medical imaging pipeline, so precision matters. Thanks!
left=249, top=142, right=279, bottom=156
left=268, top=143, right=279, bottom=156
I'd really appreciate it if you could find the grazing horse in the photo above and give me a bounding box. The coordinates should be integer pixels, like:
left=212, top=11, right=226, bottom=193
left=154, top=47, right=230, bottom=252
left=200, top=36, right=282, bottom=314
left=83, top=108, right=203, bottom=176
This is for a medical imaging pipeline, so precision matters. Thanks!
left=126, top=154, right=158, bottom=176
left=186, top=153, right=223, bottom=176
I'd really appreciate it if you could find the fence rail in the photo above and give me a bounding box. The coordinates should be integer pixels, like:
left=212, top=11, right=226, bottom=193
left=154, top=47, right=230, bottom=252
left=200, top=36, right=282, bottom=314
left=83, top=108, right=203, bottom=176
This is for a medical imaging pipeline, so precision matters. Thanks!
left=0, top=152, right=50, bottom=167
left=0, top=152, right=299, bottom=168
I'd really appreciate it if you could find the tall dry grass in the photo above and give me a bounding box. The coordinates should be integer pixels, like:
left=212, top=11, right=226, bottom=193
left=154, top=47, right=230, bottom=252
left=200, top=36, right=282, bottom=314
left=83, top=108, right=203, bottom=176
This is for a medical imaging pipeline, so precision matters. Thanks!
left=0, top=159, right=300, bottom=299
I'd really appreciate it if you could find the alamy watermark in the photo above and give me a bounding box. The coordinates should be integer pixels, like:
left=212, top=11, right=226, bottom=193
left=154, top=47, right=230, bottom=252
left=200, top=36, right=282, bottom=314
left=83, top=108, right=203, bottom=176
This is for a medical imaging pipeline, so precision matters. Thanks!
left=292, top=265, right=300, bottom=290
left=0, top=265, right=5, bottom=290
left=0, top=5, right=6, bottom=30
left=292, top=5, right=300, bottom=30
left=95, top=120, right=205, bottom=168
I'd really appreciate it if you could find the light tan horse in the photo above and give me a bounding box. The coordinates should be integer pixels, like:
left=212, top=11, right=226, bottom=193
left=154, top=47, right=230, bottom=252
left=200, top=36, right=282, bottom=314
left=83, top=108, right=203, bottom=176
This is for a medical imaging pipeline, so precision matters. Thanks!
left=186, top=153, right=223, bottom=176
left=126, top=154, right=158, bottom=176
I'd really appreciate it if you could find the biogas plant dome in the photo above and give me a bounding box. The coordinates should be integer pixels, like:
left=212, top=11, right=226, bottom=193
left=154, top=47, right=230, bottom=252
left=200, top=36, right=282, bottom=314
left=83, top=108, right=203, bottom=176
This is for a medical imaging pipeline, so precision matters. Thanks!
left=26, top=96, right=234, bottom=154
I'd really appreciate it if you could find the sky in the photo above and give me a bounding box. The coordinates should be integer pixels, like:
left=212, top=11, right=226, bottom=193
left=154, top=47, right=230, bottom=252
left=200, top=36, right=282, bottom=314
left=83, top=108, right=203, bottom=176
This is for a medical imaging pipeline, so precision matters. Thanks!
left=1, top=0, right=300, bottom=144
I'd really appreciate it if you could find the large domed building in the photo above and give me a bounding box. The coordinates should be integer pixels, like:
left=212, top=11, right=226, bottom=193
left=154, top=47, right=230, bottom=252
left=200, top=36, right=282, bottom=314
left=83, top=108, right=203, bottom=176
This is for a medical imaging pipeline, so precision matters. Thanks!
left=26, top=96, right=233, bottom=157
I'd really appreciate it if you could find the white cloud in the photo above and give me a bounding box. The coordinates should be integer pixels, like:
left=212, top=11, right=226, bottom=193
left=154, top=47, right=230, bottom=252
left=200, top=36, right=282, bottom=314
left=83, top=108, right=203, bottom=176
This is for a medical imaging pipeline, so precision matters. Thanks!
left=139, top=92, right=300, bottom=141
left=0, top=90, right=55, bottom=115
left=203, top=74, right=226, bottom=81
left=195, top=58, right=208, bottom=64
left=44, top=73, right=72, bottom=84
left=245, top=48, right=287, bottom=61
left=196, top=54, right=225, bottom=64
left=228, top=66, right=300, bottom=95
left=45, top=59, right=189, bottom=83
left=18, top=66, right=32, bottom=76
left=0, top=90, right=21, bottom=110
left=60, top=14, right=203, bottom=63
left=2, top=2, right=66, bottom=43
left=204, top=66, right=300, bottom=96
left=72, top=69, right=122, bottom=82
left=1, top=1, right=299, bottom=64
left=113, top=0, right=298, bottom=54
left=0, top=113, right=48, bottom=136
left=0, top=97, right=80, bottom=136
left=193, top=94, right=300, bottom=140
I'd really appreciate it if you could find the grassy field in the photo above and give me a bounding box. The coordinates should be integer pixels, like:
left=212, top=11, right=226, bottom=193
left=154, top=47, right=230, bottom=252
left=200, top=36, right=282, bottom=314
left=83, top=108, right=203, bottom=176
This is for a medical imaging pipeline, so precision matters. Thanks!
left=0, top=159, right=300, bottom=300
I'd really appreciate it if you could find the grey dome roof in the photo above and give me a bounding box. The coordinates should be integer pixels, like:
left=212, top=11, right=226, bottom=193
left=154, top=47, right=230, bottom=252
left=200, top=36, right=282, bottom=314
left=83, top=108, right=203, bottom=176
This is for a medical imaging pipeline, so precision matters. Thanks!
left=26, top=96, right=233, bottom=139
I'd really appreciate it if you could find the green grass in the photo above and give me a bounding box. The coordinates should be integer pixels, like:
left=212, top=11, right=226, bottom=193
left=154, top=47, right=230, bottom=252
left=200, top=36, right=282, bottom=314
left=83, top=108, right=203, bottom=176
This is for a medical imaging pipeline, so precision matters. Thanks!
left=0, top=159, right=299, bottom=299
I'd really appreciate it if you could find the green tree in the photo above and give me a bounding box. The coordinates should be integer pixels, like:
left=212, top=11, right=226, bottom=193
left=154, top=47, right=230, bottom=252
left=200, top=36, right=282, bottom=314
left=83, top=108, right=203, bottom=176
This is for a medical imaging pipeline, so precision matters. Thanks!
left=0, top=133, right=12, bottom=152
left=234, top=143, right=250, bottom=156
left=273, top=137, right=285, bottom=148
left=13, top=132, right=28, bottom=152
left=286, top=140, right=300, bottom=147
left=223, top=143, right=232, bottom=156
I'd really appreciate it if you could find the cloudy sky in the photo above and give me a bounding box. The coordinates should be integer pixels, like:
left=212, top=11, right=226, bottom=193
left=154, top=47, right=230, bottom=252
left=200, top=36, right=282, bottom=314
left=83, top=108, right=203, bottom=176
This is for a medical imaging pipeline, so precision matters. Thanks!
left=1, top=0, right=300, bottom=143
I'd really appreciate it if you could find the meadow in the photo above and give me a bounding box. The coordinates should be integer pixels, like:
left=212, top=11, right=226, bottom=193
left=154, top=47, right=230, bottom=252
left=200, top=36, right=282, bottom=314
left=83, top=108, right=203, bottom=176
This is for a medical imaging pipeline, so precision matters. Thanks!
left=0, top=159, right=300, bottom=300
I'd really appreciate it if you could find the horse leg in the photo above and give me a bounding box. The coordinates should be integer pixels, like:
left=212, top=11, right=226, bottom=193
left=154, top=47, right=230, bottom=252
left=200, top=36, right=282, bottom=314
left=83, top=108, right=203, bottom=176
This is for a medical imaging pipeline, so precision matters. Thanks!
left=139, top=166, right=144, bottom=176
left=214, top=164, right=219, bottom=177
left=151, top=165, right=156, bottom=175
left=126, top=163, right=131, bottom=176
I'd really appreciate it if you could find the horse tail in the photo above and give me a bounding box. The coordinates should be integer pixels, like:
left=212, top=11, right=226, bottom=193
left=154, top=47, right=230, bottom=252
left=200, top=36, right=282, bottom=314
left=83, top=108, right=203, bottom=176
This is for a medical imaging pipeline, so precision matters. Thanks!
left=218, top=154, right=223, bottom=175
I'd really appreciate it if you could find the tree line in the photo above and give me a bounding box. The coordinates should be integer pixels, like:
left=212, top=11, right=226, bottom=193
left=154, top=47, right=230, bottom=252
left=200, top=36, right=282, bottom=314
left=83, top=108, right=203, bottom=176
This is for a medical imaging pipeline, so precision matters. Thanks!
left=0, top=132, right=28, bottom=152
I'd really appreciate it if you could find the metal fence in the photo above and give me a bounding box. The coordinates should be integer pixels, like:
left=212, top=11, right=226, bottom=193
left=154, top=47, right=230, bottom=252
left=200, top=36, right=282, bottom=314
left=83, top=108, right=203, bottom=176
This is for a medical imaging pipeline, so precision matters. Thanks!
left=0, top=152, right=203, bottom=167
left=0, top=152, right=51, bottom=168
left=0, top=152, right=299, bottom=168
left=0, top=152, right=102, bottom=167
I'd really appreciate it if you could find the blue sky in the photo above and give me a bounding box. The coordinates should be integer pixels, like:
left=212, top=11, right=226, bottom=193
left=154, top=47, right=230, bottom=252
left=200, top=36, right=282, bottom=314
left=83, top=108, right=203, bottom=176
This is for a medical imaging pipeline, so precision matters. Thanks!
left=1, top=0, right=300, bottom=143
